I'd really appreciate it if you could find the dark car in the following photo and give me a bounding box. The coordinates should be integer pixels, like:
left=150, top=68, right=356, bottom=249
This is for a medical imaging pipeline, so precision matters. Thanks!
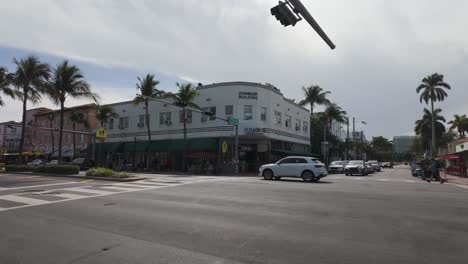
left=70, top=158, right=95, bottom=171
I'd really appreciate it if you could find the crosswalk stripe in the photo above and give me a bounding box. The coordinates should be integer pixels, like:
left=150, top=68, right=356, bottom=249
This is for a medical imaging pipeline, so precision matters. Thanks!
left=378, top=179, right=389, bottom=181
left=50, top=193, right=89, bottom=199
left=95, top=186, right=139, bottom=191
left=0, top=195, right=49, bottom=206
left=132, top=181, right=174, bottom=186
left=66, top=187, right=114, bottom=195
left=115, top=183, right=154, bottom=188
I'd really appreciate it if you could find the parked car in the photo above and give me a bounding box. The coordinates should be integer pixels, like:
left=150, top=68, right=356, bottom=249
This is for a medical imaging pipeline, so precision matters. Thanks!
left=412, top=166, right=423, bottom=177
left=368, top=160, right=381, bottom=172
left=70, top=158, right=95, bottom=171
left=48, top=160, right=59, bottom=165
left=328, top=161, right=345, bottom=174
left=366, top=163, right=375, bottom=174
left=259, top=156, right=328, bottom=182
left=381, top=162, right=393, bottom=168
left=27, top=159, right=47, bottom=166
left=345, top=160, right=368, bottom=176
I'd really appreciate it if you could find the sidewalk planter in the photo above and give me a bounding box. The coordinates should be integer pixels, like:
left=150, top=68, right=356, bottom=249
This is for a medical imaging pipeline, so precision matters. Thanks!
left=86, top=167, right=129, bottom=179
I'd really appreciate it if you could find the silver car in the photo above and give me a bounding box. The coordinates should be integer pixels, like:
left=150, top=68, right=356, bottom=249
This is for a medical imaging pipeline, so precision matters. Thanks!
left=328, top=161, right=345, bottom=174
left=259, top=156, right=328, bottom=182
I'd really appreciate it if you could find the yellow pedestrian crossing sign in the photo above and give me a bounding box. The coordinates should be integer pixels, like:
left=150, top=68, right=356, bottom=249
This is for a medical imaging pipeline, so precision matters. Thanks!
left=96, top=128, right=108, bottom=142
left=222, top=141, right=228, bottom=153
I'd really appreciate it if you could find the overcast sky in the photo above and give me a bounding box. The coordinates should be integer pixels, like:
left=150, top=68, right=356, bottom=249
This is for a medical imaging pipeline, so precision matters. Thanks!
left=1, top=0, right=467, bottom=139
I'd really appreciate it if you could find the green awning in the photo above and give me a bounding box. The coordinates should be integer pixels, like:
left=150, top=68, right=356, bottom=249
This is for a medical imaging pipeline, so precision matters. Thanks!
left=148, top=138, right=217, bottom=152
left=123, top=141, right=150, bottom=152
left=271, top=149, right=319, bottom=157
left=97, top=142, right=124, bottom=153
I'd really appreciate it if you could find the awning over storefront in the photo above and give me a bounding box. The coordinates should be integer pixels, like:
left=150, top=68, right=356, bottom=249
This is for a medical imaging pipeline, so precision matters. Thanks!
left=435, top=154, right=462, bottom=160
left=123, top=141, right=150, bottom=153
left=98, top=142, right=124, bottom=153
left=271, top=149, right=320, bottom=157
left=188, top=151, right=216, bottom=159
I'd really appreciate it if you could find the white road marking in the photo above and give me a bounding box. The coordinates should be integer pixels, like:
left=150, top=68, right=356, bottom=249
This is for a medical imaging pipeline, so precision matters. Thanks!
left=0, top=181, right=78, bottom=191
left=0, top=195, right=49, bottom=206
left=66, top=187, right=115, bottom=195
left=378, top=179, right=389, bottom=181
left=0, top=176, right=232, bottom=212
left=455, top=184, right=468, bottom=190
left=49, top=193, right=89, bottom=200
left=355, top=177, right=364, bottom=180
left=95, top=186, right=141, bottom=192
left=132, top=181, right=175, bottom=186
left=405, top=180, right=416, bottom=183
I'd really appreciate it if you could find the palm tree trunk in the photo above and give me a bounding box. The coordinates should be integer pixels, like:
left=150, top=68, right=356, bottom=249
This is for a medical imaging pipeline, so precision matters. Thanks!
left=183, top=107, right=187, bottom=173
left=19, top=92, right=28, bottom=163
left=58, top=101, right=65, bottom=164
left=72, top=122, right=76, bottom=160
left=309, top=108, right=313, bottom=153
left=50, top=123, right=54, bottom=159
left=430, top=99, right=436, bottom=158
left=145, top=100, right=151, bottom=170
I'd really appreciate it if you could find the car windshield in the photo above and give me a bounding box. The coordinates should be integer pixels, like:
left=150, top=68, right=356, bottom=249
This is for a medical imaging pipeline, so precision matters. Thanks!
left=348, top=160, right=364, bottom=165
left=331, top=161, right=343, bottom=165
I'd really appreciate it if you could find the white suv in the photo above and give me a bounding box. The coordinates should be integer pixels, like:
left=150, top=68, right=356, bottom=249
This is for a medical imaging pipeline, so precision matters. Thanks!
left=259, top=156, right=328, bottom=182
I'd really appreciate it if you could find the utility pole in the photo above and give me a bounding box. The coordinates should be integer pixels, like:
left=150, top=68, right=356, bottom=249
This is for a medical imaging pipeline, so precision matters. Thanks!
left=352, top=117, right=356, bottom=159
left=345, top=117, right=349, bottom=161
left=234, top=125, right=239, bottom=174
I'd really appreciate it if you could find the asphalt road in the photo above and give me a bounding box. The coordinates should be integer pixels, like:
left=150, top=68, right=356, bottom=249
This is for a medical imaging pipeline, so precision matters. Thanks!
left=0, top=167, right=467, bottom=264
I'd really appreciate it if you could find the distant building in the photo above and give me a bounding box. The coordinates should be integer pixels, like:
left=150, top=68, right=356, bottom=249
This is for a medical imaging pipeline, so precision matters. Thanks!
left=393, top=136, right=416, bottom=153
left=0, top=121, right=22, bottom=152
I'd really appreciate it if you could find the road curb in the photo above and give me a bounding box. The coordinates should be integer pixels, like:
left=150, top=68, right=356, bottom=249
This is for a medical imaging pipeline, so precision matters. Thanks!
left=0, top=171, right=146, bottom=182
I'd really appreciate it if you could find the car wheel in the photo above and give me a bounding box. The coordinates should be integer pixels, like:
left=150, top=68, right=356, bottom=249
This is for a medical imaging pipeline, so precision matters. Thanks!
left=302, top=170, right=314, bottom=182
left=263, top=169, right=274, bottom=180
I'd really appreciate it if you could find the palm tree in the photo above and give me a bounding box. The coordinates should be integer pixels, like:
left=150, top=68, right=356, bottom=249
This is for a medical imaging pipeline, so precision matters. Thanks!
left=69, top=111, right=89, bottom=159
left=298, top=85, right=331, bottom=151
left=95, top=105, right=118, bottom=167
left=0, top=67, right=18, bottom=106
left=416, top=73, right=451, bottom=157
left=47, top=112, right=56, bottom=158
left=46, top=60, right=97, bottom=163
left=11, top=56, right=51, bottom=162
left=133, top=74, right=164, bottom=143
left=164, top=83, right=200, bottom=172
left=415, top=108, right=446, bottom=153
left=95, top=105, right=118, bottom=127
left=448, top=114, right=468, bottom=138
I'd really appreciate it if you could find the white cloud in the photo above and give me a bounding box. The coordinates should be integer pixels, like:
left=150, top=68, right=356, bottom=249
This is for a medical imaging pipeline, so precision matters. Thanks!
left=1, top=0, right=468, bottom=137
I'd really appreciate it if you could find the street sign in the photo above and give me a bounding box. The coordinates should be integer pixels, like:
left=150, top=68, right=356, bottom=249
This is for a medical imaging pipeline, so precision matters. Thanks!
left=96, top=128, right=108, bottom=142
left=222, top=141, right=228, bottom=153
left=228, top=117, right=239, bottom=126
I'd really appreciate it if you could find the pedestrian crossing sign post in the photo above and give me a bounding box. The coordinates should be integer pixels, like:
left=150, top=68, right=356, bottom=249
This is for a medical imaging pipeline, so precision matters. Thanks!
left=96, top=128, right=107, bottom=142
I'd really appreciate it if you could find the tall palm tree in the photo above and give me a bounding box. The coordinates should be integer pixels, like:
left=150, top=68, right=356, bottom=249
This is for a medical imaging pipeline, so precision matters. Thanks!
left=69, top=111, right=89, bottom=159
left=0, top=67, right=18, bottom=106
left=96, top=105, right=118, bottom=127
left=133, top=74, right=164, bottom=143
left=11, top=56, right=51, bottom=162
left=47, top=112, right=56, bottom=158
left=448, top=114, right=468, bottom=138
left=415, top=108, right=446, bottom=153
left=95, top=105, right=118, bottom=167
left=416, top=73, right=451, bottom=157
left=298, top=85, right=331, bottom=151
left=164, top=83, right=200, bottom=172
left=46, top=60, right=97, bottom=163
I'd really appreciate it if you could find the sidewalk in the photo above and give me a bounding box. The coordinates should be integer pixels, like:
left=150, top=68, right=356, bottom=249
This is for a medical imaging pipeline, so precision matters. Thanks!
left=443, top=174, right=468, bottom=185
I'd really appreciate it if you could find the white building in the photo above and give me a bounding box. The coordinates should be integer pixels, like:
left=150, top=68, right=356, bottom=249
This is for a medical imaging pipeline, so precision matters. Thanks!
left=0, top=121, right=22, bottom=152
left=98, top=82, right=311, bottom=173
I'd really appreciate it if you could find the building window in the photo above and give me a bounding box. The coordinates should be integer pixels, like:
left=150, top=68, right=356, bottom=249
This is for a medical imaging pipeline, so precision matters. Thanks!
left=109, top=118, right=114, bottom=129
left=225, top=105, right=233, bottom=116
left=160, top=112, right=172, bottom=125
left=138, top=115, right=145, bottom=128
left=295, top=118, right=301, bottom=131
left=244, top=105, right=253, bottom=120
left=285, top=115, right=292, bottom=128
left=118, top=117, right=129, bottom=129
left=303, top=121, right=308, bottom=133
left=209, top=106, right=216, bottom=120
left=179, top=110, right=192, bottom=123
left=261, top=107, right=267, bottom=121
left=201, top=107, right=209, bottom=123
left=275, top=111, right=282, bottom=126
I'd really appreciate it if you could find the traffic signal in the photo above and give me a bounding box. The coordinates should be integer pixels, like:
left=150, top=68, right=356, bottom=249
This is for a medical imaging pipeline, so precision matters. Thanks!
left=271, top=1, right=300, bottom=27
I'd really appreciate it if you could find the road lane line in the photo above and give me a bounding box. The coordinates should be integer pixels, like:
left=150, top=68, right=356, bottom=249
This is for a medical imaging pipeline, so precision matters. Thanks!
left=0, top=195, right=49, bottom=206
left=67, top=187, right=114, bottom=195
left=95, top=186, right=140, bottom=192
left=50, top=193, right=89, bottom=199
left=0, top=182, right=78, bottom=191
left=405, top=180, right=416, bottom=183
left=114, top=183, right=154, bottom=188
left=378, top=179, right=389, bottom=181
